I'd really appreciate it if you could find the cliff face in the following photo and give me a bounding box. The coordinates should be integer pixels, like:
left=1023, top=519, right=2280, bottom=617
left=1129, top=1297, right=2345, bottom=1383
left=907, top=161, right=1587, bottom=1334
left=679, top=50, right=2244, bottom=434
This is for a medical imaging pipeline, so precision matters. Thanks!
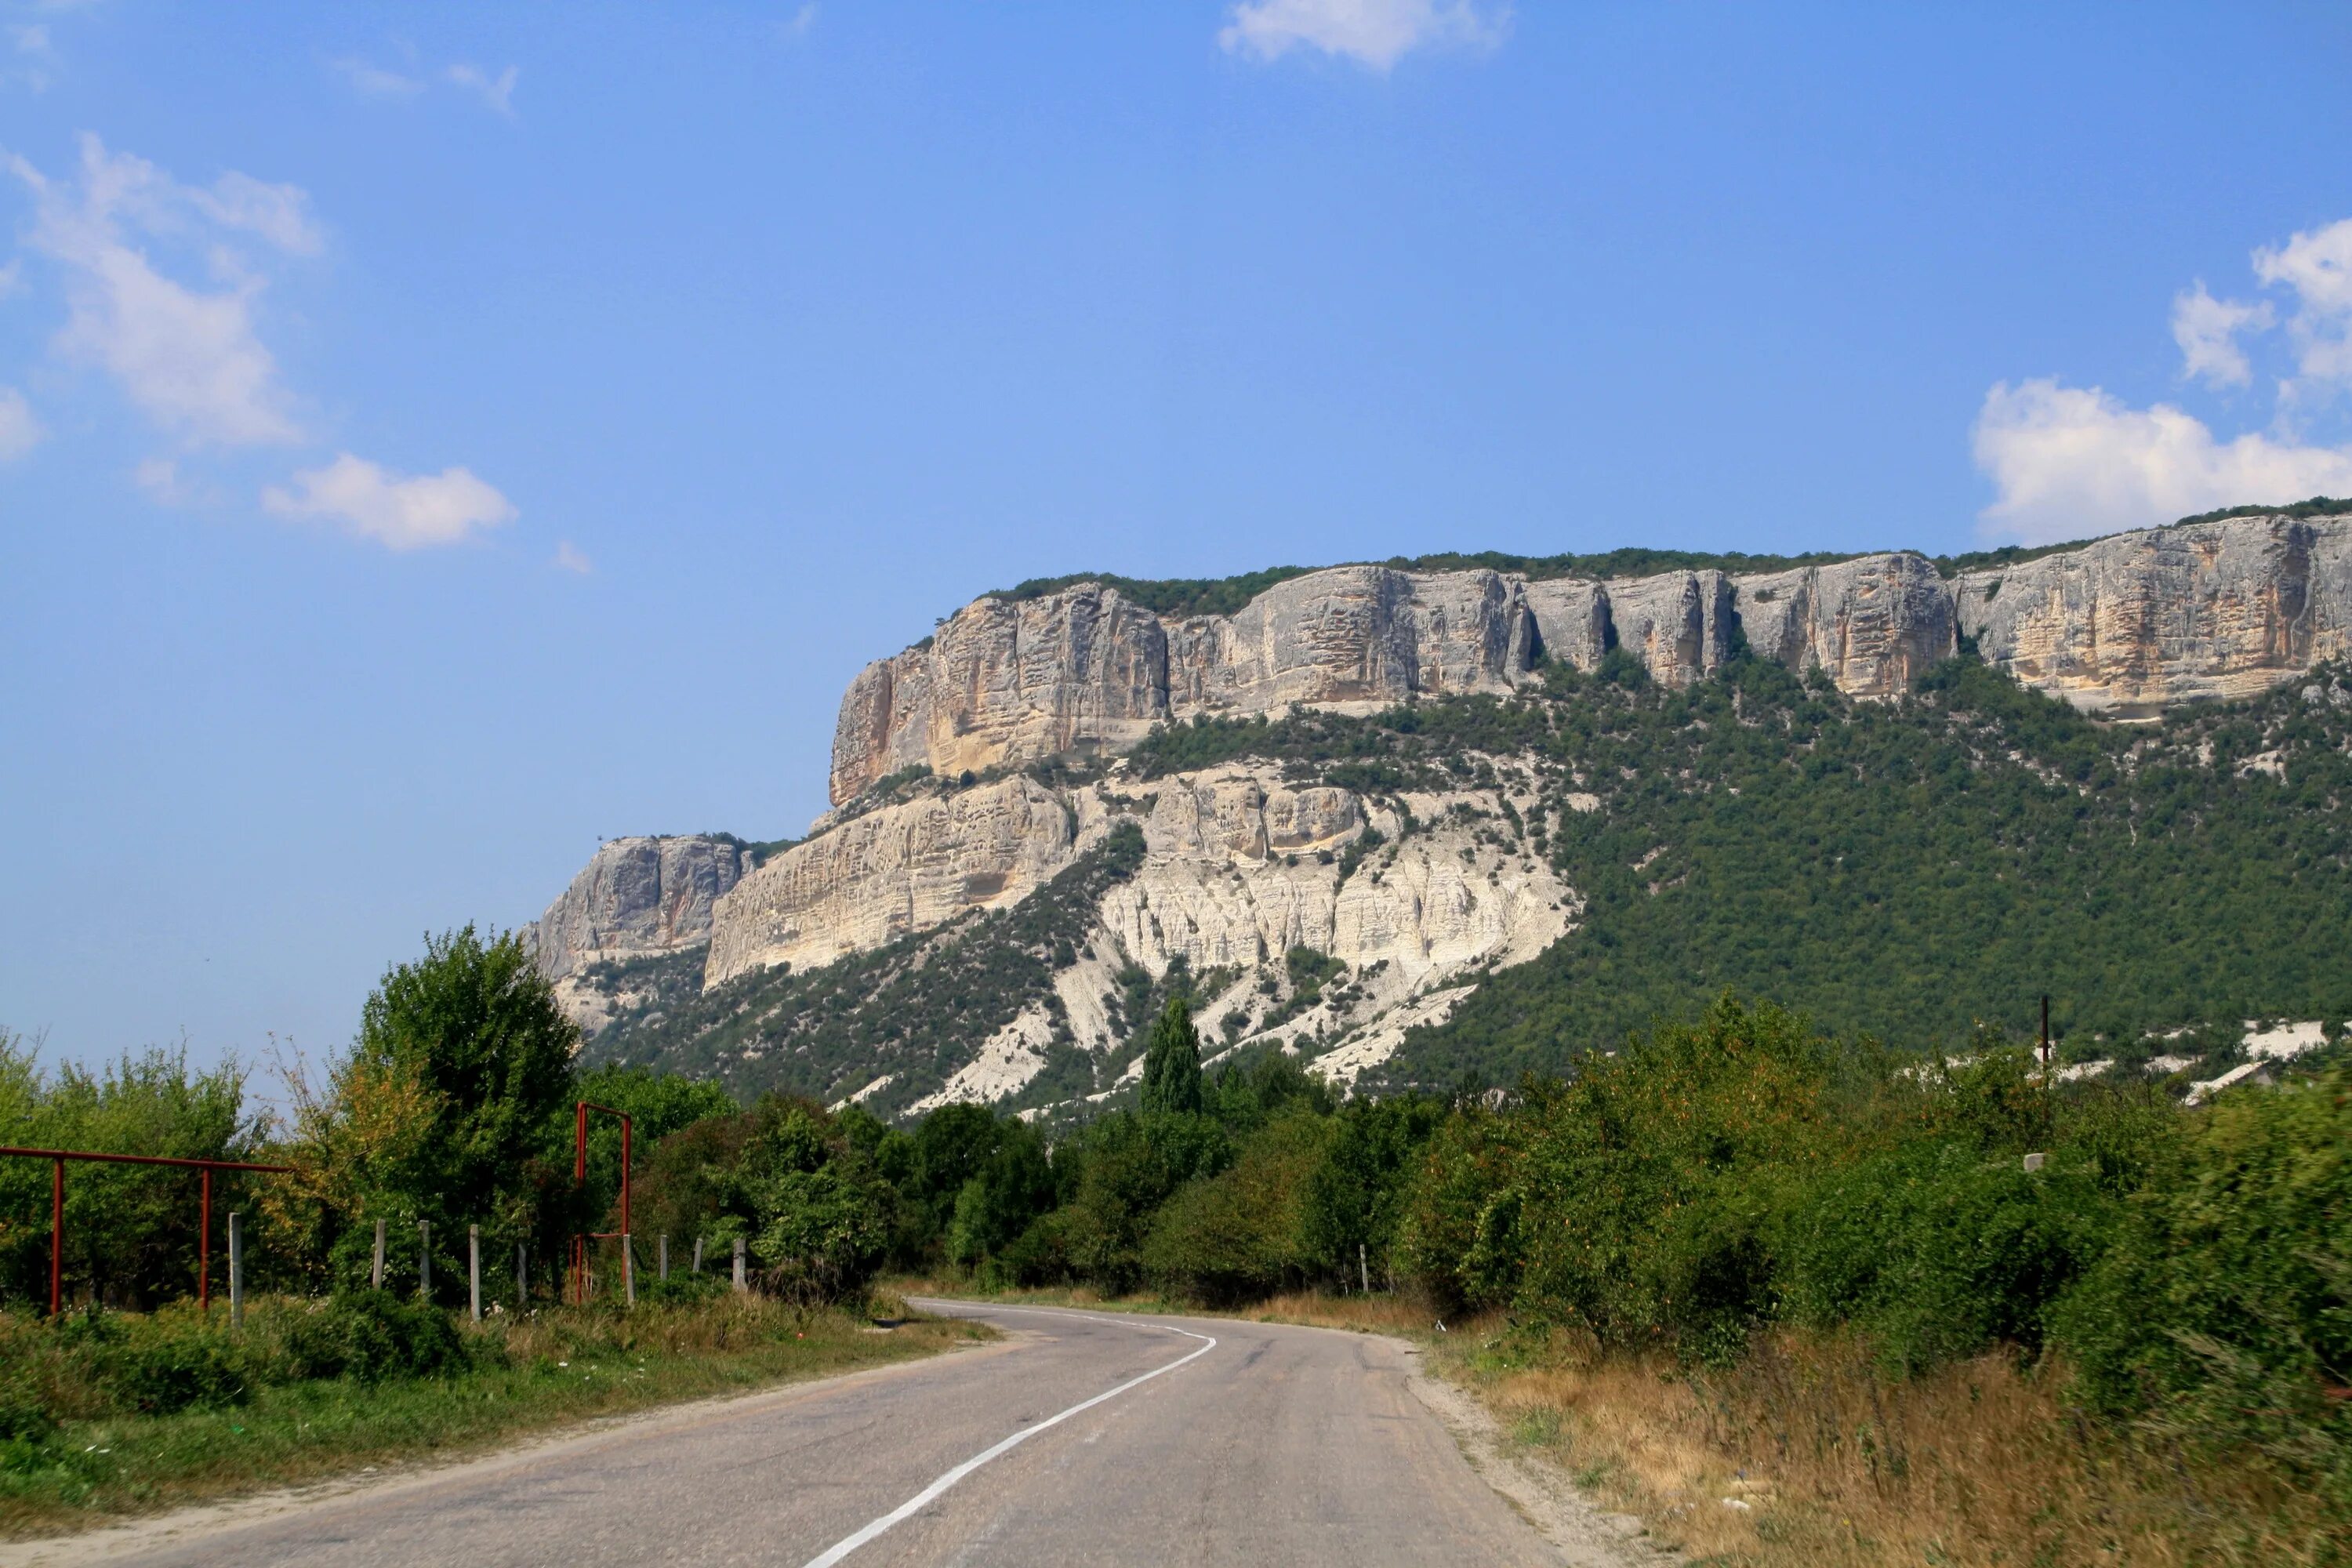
left=1955, top=515, right=2352, bottom=714
left=827, top=511, right=2352, bottom=801
left=707, top=775, right=1110, bottom=980
left=522, top=834, right=753, bottom=1033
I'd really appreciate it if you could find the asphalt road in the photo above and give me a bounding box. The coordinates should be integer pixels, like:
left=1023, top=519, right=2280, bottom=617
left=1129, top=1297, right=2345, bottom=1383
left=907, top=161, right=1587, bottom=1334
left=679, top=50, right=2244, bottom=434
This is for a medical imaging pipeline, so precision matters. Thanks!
left=38, top=1300, right=1573, bottom=1568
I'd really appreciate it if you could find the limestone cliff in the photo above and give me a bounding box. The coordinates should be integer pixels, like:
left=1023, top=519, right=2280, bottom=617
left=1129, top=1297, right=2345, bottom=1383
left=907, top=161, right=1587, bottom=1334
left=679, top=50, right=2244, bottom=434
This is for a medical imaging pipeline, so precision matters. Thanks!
left=523, top=834, right=754, bottom=1034
left=1956, top=514, right=2352, bottom=714
left=706, top=775, right=1109, bottom=979
left=828, top=510, right=2352, bottom=802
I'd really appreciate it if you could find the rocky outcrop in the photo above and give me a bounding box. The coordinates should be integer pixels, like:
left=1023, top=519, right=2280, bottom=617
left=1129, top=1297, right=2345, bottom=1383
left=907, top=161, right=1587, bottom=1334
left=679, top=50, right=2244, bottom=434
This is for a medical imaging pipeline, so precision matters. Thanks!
left=1735, top=553, right=1958, bottom=698
left=831, top=569, right=1534, bottom=803
left=829, top=512, right=2352, bottom=802
left=706, top=775, right=1111, bottom=982
left=523, top=835, right=754, bottom=1035
left=1956, top=514, right=2352, bottom=714
left=524, top=836, right=752, bottom=979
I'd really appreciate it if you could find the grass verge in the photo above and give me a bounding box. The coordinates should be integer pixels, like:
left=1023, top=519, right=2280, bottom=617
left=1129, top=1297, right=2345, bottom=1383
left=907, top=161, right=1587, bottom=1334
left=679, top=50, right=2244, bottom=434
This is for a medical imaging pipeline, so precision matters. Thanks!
left=898, top=1278, right=2337, bottom=1567
left=0, top=1290, right=986, bottom=1541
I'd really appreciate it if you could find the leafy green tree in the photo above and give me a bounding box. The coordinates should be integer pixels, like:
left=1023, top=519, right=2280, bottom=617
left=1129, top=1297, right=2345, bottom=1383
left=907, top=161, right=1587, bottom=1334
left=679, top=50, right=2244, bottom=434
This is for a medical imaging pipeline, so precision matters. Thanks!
left=946, top=1120, right=1055, bottom=1275
left=1140, top=997, right=1203, bottom=1116
left=290, top=926, right=578, bottom=1298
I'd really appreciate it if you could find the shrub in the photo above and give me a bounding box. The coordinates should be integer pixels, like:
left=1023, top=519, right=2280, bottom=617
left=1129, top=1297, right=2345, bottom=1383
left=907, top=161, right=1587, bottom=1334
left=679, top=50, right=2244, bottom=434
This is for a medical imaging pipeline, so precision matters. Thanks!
left=278, top=1290, right=469, bottom=1383
left=2053, top=1062, right=2352, bottom=1508
left=1777, top=1142, right=2116, bottom=1374
left=90, top=1313, right=252, bottom=1414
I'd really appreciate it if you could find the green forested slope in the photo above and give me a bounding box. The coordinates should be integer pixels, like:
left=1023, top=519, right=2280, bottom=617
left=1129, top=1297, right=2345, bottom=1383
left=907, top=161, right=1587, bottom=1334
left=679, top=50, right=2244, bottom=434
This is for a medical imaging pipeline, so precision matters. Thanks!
left=1129, top=653, right=2352, bottom=1086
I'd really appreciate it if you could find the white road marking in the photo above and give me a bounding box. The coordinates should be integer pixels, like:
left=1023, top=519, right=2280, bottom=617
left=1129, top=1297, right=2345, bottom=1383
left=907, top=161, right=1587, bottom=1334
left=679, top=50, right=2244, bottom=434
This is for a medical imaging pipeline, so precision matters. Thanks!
left=797, top=1308, right=1217, bottom=1568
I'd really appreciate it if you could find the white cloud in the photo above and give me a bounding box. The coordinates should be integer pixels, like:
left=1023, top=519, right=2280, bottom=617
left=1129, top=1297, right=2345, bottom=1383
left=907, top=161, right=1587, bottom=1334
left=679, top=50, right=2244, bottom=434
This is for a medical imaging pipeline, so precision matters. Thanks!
left=778, top=4, right=818, bottom=41
left=554, top=539, right=593, bottom=575
left=0, top=387, right=43, bottom=461
left=1973, top=379, right=2352, bottom=544
left=445, top=62, right=517, bottom=116
left=263, top=453, right=517, bottom=550
left=7, top=133, right=316, bottom=445
left=2170, top=283, right=2270, bottom=389
left=2253, top=218, right=2352, bottom=397
left=1219, top=0, right=1508, bottom=70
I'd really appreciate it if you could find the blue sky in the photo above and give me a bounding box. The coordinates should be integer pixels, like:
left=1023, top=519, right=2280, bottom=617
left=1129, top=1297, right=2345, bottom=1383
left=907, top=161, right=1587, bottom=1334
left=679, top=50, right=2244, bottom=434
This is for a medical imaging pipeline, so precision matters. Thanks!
left=5, top=1, right=2350, bottom=1074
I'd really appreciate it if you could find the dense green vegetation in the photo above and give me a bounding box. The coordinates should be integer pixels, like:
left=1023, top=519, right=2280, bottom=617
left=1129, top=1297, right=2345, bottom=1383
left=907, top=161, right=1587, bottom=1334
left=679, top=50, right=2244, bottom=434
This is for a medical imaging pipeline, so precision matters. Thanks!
left=916, top=996, right=2352, bottom=1526
left=1123, top=651, right=2352, bottom=1087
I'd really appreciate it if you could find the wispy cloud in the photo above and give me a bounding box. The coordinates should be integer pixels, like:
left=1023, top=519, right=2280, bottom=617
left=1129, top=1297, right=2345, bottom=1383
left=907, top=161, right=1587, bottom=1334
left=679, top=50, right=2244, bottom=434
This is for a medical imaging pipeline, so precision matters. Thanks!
left=2254, top=219, right=2352, bottom=408
left=1219, top=0, right=1509, bottom=71
left=554, top=539, right=593, bottom=575
left=444, top=62, right=518, bottom=117
left=2170, top=283, right=2271, bottom=390
left=263, top=454, right=517, bottom=550
left=0, top=387, right=43, bottom=461
left=6, top=133, right=317, bottom=445
left=332, top=56, right=425, bottom=99
left=1976, top=217, right=2352, bottom=543
left=778, top=4, right=818, bottom=42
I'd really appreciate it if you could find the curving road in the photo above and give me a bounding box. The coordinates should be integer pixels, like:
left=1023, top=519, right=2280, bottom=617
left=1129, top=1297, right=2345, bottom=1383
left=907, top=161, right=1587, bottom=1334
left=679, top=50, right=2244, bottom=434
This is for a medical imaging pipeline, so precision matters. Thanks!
left=26, top=1301, right=1583, bottom=1568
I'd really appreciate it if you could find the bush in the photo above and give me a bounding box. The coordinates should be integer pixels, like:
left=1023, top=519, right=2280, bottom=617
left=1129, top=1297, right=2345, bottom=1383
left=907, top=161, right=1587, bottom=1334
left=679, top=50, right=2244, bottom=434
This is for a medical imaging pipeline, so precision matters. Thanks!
left=1777, top=1143, right=2116, bottom=1374
left=278, top=1290, right=469, bottom=1384
left=2053, top=1062, right=2352, bottom=1507
left=85, top=1312, right=252, bottom=1414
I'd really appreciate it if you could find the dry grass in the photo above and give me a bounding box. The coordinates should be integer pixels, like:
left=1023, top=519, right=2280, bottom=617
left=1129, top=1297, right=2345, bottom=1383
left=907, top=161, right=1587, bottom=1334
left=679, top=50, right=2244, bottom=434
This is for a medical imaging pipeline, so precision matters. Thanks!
left=1442, top=1322, right=2336, bottom=1568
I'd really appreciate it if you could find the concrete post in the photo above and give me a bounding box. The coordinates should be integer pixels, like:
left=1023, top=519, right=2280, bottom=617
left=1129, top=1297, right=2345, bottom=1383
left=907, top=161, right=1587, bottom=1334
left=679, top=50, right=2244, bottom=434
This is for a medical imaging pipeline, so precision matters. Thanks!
left=469, top=1225, right=482, bottom=1322
left=732, top=1236, right=746, bottom=1293
left=692, top=1236, right=704, bottom=1274
left=227, top=1210, right=245, bottom=1328
left=659, top=1234, right=669, bottom=1282
left=1359, top=1242, right=1369, bottom=1296
left=622, top=1234, right=635, bottom=1308
left=419, top=1220, right=431, bottom=1299
left=372, top=1218, right=387, bottom=1290
left=516, top=1242, right=528, bottom=1310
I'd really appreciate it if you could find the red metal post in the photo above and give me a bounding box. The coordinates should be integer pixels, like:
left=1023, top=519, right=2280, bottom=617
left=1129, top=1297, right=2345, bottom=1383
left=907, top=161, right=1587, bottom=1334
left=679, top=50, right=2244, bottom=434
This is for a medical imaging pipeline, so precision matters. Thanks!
left=199, top=1167, right=212, bottom=1312
left=571, top=1102, right=633, bottom=1308
left=0, top=1147, right=292, bottom=1317
left=50, top=1158, right=64, bottom=1317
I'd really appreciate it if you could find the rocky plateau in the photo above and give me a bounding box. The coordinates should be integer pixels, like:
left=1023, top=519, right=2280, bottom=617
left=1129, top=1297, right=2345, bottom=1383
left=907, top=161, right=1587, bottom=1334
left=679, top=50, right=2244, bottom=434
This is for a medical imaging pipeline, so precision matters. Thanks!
left=524, top=506, right=2352, bottom=1113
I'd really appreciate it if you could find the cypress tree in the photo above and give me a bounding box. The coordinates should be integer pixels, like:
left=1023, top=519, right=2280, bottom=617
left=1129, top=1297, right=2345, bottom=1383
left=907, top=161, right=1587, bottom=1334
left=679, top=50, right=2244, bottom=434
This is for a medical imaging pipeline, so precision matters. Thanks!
left=1139, top=996, right=1203, bottom=1116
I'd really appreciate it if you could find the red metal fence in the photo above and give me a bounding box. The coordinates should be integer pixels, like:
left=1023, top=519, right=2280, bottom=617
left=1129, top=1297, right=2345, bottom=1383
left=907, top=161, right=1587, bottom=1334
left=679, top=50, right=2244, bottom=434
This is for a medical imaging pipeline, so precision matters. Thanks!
left=0, top=1145, right=294, bottom=1316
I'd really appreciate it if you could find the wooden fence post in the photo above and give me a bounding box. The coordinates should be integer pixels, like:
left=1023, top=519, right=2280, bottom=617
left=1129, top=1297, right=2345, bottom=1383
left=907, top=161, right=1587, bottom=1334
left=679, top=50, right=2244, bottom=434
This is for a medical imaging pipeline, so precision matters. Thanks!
left=469, top=1225, right=481, bottom=1322
left=372, top=1218, right=387, bottom=1290
left=732, top=1236, right=746, bottom=1292
left=228, top=1210, right=245, bottom=1328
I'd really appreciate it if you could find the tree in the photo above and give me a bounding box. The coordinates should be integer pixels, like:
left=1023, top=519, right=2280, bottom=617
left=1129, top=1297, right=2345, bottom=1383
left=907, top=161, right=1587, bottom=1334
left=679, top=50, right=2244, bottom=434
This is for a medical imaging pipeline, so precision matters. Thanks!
left=273, top=926, right=579, bottom=1296
left=1140, top=996, right=1203, bottom=1116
